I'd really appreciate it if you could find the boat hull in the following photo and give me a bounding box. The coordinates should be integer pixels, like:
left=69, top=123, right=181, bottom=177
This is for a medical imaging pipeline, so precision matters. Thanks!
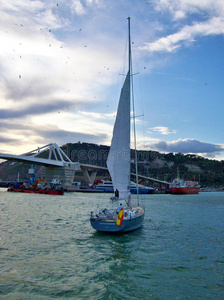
left=93, top=186, right=154, bottom=194
left=130, top=187, right=154, bottom=194
left=7, top=187, right=64, bottom=195
left=90, top=206, right=144, bottom=233
left=169, top=187, right=200, bottom=194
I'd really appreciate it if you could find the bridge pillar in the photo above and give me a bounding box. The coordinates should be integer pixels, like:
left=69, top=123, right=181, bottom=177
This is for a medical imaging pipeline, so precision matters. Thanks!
left=82, top=169, right=97, bottom=186
left=43, top=163, right=81, bottom=191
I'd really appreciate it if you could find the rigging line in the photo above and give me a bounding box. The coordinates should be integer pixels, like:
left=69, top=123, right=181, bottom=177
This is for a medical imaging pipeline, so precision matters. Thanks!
left=128, top=17, right=139, bottom=206
left=130, top=38, right=146, bottom=149
left=113, top=31, right=129, bottom=116
left=131, top=73, right=139, bottom=206
left=128, top=37, right=146, bottom=158
left=131, top=55, right=147, bottom=153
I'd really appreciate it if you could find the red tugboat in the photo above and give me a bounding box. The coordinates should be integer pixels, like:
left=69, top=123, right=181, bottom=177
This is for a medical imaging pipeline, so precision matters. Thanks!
left=169, top=178, right=200, bottom=194
left=7, top=178, right=64, bottom=195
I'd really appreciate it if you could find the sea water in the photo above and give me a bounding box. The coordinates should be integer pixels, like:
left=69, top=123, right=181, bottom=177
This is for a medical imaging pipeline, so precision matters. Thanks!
left=1, top=188, right=224, bottom=299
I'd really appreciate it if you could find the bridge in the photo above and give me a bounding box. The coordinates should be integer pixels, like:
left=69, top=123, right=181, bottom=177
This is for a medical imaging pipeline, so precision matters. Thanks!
left=0, top=143, right=169, bottom=190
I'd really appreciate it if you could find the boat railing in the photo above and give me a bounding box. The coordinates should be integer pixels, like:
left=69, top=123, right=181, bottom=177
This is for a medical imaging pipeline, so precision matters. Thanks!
left=96, top=208, right=117, bottom=220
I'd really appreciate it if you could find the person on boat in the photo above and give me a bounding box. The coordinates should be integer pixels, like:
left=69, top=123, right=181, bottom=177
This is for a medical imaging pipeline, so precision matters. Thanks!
left=115, top=189, right=119, bottom=198
left=116, top=203, right=123, bottom=214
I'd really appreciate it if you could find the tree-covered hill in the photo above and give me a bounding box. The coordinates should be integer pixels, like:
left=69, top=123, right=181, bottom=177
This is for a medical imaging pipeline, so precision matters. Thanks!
left=60, top=142, right=224, bottom=187
left=0, top=142, right=223, bottom=187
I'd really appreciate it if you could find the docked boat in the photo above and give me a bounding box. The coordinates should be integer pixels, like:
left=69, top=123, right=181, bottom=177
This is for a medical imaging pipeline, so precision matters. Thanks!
left=90, top=18, right=145, bottom=233
left=7, top=186, right=64, bottom=195
left=169, top=178, right=200, bottom=194
left=7, top=177, right=64, bottom=195
left=92, top=179, right=154, bottom=194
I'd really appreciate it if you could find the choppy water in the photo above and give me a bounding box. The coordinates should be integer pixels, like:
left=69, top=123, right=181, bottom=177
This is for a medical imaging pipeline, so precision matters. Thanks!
left=1, top=188, right=224, bottom=299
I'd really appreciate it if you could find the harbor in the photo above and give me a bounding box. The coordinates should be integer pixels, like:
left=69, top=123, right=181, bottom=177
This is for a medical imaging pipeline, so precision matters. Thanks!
left=1, top=189, right=223, bottom=299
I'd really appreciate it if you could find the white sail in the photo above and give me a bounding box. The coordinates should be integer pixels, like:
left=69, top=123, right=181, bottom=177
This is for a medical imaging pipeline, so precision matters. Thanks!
left=106, top=71, right=131, bottom=200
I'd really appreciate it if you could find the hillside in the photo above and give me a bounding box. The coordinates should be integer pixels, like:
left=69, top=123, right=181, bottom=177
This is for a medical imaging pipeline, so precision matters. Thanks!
left=0, top=142, right=224, bottom=187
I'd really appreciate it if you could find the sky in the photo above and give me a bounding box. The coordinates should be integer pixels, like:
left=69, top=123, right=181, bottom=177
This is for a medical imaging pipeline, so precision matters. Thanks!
left=0, top=0, right=224, bottom=161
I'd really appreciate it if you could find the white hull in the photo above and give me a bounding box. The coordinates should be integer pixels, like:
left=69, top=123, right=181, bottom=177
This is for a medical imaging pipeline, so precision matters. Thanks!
left=93, top=180, right=154, bottom=194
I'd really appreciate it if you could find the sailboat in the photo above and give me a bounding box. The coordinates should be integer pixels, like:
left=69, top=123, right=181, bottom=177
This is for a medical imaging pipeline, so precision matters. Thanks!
left=90, top=17, right=145, bottom=233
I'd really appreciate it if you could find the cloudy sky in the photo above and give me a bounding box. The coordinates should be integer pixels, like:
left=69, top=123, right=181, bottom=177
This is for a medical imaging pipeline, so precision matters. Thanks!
left=0, top=0, right=224, bottom=160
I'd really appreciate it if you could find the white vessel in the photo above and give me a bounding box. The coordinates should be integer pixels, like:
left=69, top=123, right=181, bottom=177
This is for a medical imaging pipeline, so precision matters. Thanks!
left=93, top=180, right=154, bottom=194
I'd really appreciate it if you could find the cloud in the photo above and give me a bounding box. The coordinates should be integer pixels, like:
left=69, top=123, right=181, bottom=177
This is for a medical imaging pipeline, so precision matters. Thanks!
left=71, top=0, right=103, bottom=15
left=148, top=126, right=176, bottom=135
left=0, top=136, right=19, bottom=144
left=152, top=0, right=224, bottom=20
left=141, top=17, right=224, bottom=53
left=0, top=104, right=113, bottom=154
left=0, top=124, right=109, bottom=154
left=0, top=100, right=73, bottom=119
left=71, top=0, right=87, bottom=15
left=147, top=138, right=224, bottom=157
left=38, top=128, right=108, bottom=146
left=0, top=0, right=125, bottom=154
left=141, top=0, right=224, bottom=53
left=78, top=110, right=115, bottom=120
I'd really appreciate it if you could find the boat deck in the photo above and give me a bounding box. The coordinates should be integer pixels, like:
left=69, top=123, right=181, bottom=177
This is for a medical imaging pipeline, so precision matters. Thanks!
left=94, top=206, right=144, bottom=223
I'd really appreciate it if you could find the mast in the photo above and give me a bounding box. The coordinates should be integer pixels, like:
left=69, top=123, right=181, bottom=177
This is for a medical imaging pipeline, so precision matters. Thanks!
left=106, top=18, right=131, bottom=202
left=128, top=17, right=139, bottom=205
left=128, top=17, right=131, bottom=75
